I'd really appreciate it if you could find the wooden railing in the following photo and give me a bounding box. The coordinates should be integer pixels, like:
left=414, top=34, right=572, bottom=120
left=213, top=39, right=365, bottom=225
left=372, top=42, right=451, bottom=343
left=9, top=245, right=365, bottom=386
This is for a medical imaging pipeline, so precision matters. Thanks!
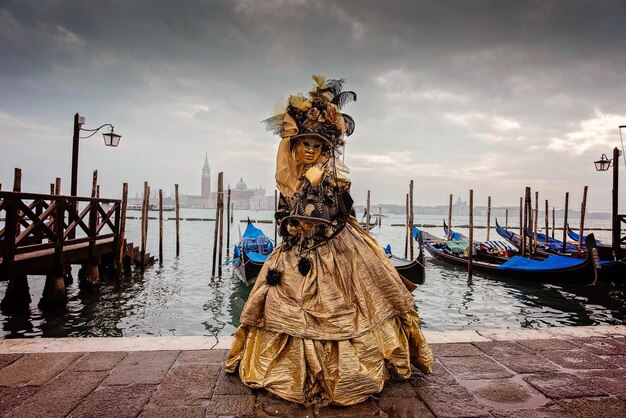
left=0, top=191, right=121, bottom=277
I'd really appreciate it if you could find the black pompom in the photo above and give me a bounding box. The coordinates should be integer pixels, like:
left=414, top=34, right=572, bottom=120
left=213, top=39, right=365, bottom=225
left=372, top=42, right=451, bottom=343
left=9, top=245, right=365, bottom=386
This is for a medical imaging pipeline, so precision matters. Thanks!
left=298, top=258, right=312, bottom=276
left=266, top=269, right=281, bottom=286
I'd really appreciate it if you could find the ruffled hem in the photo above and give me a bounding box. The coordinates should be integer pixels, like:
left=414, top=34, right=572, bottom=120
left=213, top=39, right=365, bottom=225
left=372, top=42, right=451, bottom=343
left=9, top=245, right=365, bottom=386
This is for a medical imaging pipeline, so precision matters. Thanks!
left=225, top=310, right=433, bottom=406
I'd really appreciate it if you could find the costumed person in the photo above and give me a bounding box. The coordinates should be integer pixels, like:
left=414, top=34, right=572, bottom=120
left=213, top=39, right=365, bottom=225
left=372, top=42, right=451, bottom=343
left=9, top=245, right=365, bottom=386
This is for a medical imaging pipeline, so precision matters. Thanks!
left=225, top=75, right=433, bottom=406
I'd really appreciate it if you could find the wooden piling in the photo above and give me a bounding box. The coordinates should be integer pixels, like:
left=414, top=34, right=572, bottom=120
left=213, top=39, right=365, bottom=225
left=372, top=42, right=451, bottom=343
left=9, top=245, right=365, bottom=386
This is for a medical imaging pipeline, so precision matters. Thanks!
left=159, top=189, right=163, bottom=264
left=273, top=189, right=277, bottom=244
left=226, top=188, right=232, bottom=257
left=141, top=181, right=148, bottom=271
left=533, top=191, right=539, bottom=254
left=468, top=189, right=474, bottom=281
left=521, top=191, right=527, bottom=256
left=91, top=170, right=98, bottom=198
left=505, top=209, right=509, bottom=229
left=55, top=177, right=61, bottom=195
left=447, top=194, right=453, bottom=241
left=378, top=206, right=382, bottom=227
left=50, top=183, right=55, bottom=195
left=562, top=192, right=569, bottom=253
left=486, top=196, right=491, bottom=241
left=577, top=186, right=588, bottom=256
left=230, top=202, right=234, bottom=224
left=552, top=207, right=555, bottom=239
left=211, top=172, right=223, bottom=278
left=404, top=193, right=409, bottom=258
left=217, top=174, right=224, bottom=277
left=409, top=180, right=414, bottom=259
left=13, top=168, right=21, bottom=192
left=544, top=199, right=550, bottom=244
left=175, top=184, right=180, bottom=257
left=118, top=183, right=128, bottom=273
left=519, top=197, right=522, bottom=238
left=366, top=190, right=371, bottom=234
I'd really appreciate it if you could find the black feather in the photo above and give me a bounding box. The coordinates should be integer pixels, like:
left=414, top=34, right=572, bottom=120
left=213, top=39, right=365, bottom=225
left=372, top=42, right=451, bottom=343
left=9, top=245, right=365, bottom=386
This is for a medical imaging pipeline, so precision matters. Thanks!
left=342, top=114, right=355, bottom=136
left=323, top=78, right=346, bottom=96
left=333, top=91, right=357, bottom=109
left=266, top=269, right=281, bottom=286
left=298, top=258, right=312, bottom=276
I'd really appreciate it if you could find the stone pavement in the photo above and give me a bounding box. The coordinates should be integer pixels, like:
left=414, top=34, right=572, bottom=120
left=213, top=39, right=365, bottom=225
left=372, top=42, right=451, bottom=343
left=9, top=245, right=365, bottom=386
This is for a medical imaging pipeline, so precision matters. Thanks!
left=0, top=326, right=625, bottom=417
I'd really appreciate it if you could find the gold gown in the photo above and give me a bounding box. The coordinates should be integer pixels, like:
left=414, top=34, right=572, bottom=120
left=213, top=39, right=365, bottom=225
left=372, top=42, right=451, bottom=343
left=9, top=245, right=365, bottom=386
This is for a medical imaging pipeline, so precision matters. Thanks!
left=225, top=159, right=433, bottom=405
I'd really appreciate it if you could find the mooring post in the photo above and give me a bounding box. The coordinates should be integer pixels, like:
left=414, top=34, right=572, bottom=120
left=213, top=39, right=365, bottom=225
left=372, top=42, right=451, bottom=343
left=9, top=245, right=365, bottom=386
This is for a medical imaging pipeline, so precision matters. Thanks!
left=40, top=198, right=67, bottom=308
left=533, top=191, right=539, bottom=254
left=505, top=208, right=509, bottom=229
left=211, top=172, right=223, bottom=278
left=544, top=199, right=549, bottom=244
left=117, top=182, right=128, bottom=275
left=0, top=195, right=31, bottom=312
left=159, top=189, right=163, bottom=264
left=447, top=194, right=453, bottom=241
left=226, top=188, right=232, bottom=255
left=552, top=207, right=556, bottom=239
left=366, top=190, right=371, bottom=234
left=141, top=182, right=148, bottom=271
left=562, top=192, right=569, bottom=253
left=55, top=177, right=61, bottom=196
left=578, top=186, right=588, bottom=256
left=486, top=196, right=491, bottom=241
left=175, top=184, right=180, bottom=257
left=404, top=193, right=409, bottom=258
left=218, top=174, right=224, bottom=277
left=612, top=147, right=621, bottom=260
left=468, top=189, right=474, bottom=282
left=409, top=180, right=414, bottom=260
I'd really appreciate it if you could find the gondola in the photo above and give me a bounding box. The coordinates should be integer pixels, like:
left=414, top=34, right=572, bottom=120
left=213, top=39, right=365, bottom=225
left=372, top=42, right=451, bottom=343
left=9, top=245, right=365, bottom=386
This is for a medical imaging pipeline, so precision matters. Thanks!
left=443, top=220, right=468, bottom=240
left=495, top=220, right=578, bottom=255
left=384, top=232, right=426, bottom=285
left=566, top=224, right=626, bottom=281
left=233, top=220, right=274, bottom=285
left=423, top=230, right=598, bottom=286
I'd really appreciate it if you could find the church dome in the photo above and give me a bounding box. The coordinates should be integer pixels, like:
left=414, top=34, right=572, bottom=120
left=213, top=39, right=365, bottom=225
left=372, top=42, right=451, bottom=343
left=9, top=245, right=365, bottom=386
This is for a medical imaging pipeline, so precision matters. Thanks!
left=236, top=177, right=247, bottom=191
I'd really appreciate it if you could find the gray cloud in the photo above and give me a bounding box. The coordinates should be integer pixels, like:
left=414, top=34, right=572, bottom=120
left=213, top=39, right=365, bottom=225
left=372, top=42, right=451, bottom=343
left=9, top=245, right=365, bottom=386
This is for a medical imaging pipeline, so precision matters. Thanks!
left=1, top=0, right=625, bottom=210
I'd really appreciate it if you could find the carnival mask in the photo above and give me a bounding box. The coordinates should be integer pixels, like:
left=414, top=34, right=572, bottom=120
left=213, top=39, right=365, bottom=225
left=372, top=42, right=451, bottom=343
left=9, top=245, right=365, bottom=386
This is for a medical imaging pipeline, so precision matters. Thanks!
left=296, top=137, right=323, bottom=164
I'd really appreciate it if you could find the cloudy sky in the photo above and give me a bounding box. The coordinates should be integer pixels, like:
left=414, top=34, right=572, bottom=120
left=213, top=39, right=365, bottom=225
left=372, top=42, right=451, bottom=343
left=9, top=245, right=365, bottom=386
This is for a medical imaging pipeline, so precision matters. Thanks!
left=1, top=0, right=625, bottom=211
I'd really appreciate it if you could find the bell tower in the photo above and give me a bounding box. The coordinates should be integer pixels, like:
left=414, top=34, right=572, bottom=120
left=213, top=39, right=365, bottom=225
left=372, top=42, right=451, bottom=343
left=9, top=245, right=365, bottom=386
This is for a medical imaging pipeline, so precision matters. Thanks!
left=201, top=153, right=211, bottom=197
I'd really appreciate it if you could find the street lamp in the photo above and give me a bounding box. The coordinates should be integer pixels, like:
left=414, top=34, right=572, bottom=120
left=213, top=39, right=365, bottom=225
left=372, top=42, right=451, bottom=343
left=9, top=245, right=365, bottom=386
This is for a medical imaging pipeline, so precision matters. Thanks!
left=70, top=113, right=122, bottom=197
left=594, top=154, right=611, bottom=172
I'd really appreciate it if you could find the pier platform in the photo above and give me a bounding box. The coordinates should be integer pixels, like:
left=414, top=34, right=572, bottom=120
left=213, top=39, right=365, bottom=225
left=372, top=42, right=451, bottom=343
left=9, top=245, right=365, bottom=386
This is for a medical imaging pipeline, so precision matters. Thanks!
left=0, top=325, right=624, bottom=417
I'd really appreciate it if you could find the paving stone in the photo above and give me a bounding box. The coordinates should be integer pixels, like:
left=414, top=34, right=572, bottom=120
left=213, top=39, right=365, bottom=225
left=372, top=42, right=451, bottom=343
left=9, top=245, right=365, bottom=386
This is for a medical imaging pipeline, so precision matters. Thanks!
left=470, top=378, right=541, bottom=404
left=176, top=349, right=227, bottom=365
left=377, top=379, right=416, bottom=398
left=606, top=354, right=626, bottom=368
left=557, top=397, right=626, bottom=418
left=578, top=369, right=626, bottom=399
left=378, top=397, right=434, bottom=418
left=524, top=373, right=608, bottom=399
left=205, top=394, right=256, bottom=416
left=150, top=363, right=221, bottom=406
left=572, top=337, right=626, bottom=355
left=68, top=351, right=127, bottom=371
left=253, top=394, right=316, bottom=418
left=430, top=342, right=484, bottom=357
left=3, top=371, right=107, bottom=418
left=213, top=366, right=253, bottom=395
left=415, top=383, right=491, bottom=417
left=517, top=339, right=578, bottom=351
left=104, top=350, right=179, bottom=385
left=0, top=386, right=39, bottom=416
left=140, top=405, right=207, bottom=418
left=490, top=354, right=561, bottom=374
left=488, top=403, right=574, bottom=418
left=473, top=340, right=534, bottom=357
left=0, top=352, right=80, bottom=386
left=409, top=362, right=458, bottom=387
left=316, top=399, right=381, bottom=417
left=439, top=356, right=514, bottom=379
left=67, top=384, right=156, bottom=418
left=0, top=354, right=22, bottom=369
left=539, top=349, right=614, bottom=370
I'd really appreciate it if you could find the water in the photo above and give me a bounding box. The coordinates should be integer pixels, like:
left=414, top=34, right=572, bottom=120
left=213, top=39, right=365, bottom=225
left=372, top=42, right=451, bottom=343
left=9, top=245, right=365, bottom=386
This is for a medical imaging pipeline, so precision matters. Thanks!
left=1, top=209, right=624, bottom=338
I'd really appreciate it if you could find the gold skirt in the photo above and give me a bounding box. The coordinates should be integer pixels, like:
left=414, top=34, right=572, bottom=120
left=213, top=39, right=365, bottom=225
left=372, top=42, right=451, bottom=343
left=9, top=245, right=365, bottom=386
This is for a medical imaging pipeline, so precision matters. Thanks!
left=225, top=219, right=433, bottom=406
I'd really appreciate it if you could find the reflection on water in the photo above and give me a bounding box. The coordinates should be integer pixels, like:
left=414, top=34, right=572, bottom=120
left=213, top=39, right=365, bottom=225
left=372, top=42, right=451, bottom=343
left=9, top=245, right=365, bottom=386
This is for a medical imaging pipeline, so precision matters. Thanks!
left=0, top=210, right=624, bottom=338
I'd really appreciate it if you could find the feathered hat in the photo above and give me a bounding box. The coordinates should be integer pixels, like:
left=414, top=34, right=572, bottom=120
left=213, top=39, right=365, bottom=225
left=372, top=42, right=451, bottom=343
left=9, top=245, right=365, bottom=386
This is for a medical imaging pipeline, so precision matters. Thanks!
left=263, top=75, right=357, bottom=151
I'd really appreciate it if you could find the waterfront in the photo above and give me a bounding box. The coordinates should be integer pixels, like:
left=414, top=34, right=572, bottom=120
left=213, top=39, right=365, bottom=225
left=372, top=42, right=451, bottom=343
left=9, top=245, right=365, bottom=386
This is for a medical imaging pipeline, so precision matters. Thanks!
left=0, top=209, right=624, bottom=338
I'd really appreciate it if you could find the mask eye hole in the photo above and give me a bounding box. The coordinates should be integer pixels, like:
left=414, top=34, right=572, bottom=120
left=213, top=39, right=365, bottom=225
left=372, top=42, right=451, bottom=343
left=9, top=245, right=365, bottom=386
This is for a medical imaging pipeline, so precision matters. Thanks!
left=302, top=141, right=311, bottom=147
left=313, top=144, right=321, bottom=149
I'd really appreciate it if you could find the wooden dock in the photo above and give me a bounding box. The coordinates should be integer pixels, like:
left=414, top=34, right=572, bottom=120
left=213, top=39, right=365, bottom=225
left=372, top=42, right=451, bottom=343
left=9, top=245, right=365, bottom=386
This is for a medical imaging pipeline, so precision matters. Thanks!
left=0, top=191, right=150, bottom=310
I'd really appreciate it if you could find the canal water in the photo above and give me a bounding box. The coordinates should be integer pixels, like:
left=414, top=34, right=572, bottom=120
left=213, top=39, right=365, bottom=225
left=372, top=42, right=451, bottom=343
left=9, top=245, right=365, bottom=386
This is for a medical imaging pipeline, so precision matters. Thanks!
left=1, top=209, right=624, bottom=338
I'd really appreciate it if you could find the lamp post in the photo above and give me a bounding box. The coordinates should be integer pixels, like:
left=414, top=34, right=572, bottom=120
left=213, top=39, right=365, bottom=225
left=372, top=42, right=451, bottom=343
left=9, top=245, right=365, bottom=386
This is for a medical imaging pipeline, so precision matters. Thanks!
left=595, top=146, right=621, bottom=260
left=70, top=112, right=121, bottom=197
